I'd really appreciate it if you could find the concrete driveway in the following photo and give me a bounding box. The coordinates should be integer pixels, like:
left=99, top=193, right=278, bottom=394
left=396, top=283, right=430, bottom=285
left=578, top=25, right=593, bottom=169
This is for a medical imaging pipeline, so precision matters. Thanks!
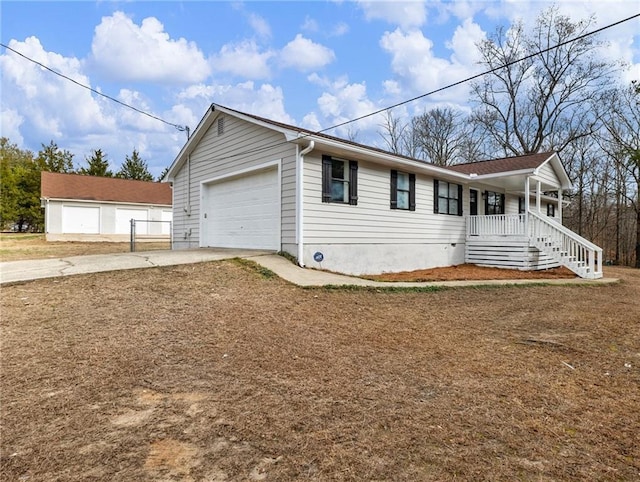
left=0, top=248, right=272, bottom=285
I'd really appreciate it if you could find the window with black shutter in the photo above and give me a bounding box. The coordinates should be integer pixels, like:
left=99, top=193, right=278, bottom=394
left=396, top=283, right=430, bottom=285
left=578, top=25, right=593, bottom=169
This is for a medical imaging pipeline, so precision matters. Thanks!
left=322, top=155, right=358, bottom=205
left=434, top=179, right=463, bottom=216
left=390, top=170, right=415, bottom=211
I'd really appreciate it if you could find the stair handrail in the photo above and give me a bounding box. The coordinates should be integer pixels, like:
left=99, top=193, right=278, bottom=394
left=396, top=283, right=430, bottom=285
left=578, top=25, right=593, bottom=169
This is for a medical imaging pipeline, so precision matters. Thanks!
left=528, top=210, right=603, bottom=278
left=528, top=210, right=602, bottom=252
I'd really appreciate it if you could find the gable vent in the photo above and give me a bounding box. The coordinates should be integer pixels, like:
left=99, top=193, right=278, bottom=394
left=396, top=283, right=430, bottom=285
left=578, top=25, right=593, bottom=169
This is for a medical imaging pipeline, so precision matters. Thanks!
left=217, top=117, right=224, bottom=136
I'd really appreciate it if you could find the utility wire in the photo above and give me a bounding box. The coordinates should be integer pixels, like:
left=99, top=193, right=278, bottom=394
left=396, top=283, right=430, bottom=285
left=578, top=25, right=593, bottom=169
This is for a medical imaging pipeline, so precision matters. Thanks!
left=0, top=41, right=188, bottom=132
left=208, top=11, right=640, bottom=163
left=1, top=11, right=638, bottom=152
left=317, top=11, right=640, bottom=134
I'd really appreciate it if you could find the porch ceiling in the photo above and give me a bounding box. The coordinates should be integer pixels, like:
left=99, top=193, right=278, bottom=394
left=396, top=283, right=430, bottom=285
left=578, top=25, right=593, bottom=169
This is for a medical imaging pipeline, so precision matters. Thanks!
left=472, top=173, right=560, bottom=193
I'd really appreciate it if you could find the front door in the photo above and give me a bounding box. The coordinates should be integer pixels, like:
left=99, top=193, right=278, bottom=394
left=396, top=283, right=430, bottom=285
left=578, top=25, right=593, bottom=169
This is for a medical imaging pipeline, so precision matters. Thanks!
left=470, top=189, right=478, bottom=216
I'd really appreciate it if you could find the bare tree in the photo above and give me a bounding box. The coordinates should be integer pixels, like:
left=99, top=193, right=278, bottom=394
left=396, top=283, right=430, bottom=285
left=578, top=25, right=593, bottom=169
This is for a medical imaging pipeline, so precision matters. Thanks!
left=413, top=107, right=483, bottom=165
left=600, top=83, right=640, bottom=267
left=378, top=111, right=407, bottom=155
left=471, top=6, right=617, bottom=157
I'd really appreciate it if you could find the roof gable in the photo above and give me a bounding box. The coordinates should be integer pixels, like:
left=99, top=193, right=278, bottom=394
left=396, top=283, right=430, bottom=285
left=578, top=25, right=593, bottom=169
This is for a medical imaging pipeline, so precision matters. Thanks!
left=41, top=172, right=172, bottom=205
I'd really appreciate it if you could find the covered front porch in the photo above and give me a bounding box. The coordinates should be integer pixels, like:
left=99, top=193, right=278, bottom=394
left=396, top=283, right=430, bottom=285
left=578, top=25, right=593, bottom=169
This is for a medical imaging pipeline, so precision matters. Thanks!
left=464, top=175, right=603, bottom=279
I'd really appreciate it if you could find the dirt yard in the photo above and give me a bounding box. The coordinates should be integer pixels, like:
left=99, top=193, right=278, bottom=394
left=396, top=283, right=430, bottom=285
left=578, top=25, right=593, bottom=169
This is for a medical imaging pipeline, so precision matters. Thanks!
left=1, top=244, right=639, bottom=481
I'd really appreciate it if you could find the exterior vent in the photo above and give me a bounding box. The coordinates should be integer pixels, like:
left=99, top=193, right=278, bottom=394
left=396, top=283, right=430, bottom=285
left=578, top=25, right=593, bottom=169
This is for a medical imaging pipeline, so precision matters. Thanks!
left=217, top=117, right=224, bottom=136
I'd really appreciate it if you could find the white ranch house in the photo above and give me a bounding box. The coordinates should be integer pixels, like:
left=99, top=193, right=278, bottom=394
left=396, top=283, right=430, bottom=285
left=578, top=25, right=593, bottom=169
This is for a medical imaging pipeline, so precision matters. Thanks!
left=165, top=104, right=603, bottom=279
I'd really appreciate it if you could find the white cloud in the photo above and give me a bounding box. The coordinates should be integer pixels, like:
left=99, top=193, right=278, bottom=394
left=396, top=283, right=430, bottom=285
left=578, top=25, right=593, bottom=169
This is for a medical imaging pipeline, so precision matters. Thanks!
left=312, top=78, right=380, bottom=138
left=379, top=27, right=479, bottom=104
left=248, top=13, right=272, bottom=39
left=0, top=109, right=25, bottom=145
left=280, top=34, right=335, bottom=71
left=357, top=0, right=427, bottom=29
left=90, top=11, right=210, bottom=84
left=447, top=18, right=486, bottom=66
left=176, top=81, right=294, bottom=125
left=1, top=36, right=115, bottom=142
left=331, top=22, right=350, bottom=37
left=213, top=40, right=274, bottom=79
left=301, top=16, right=319, bottom=32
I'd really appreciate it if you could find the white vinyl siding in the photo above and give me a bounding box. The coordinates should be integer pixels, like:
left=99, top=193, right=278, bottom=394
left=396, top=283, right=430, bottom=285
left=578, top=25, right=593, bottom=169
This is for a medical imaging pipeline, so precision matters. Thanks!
left=170, top=113, right=297, bottom=249
left=536, top=162, right=561, bottom=188
left=304, top=156, right=466, bottom=244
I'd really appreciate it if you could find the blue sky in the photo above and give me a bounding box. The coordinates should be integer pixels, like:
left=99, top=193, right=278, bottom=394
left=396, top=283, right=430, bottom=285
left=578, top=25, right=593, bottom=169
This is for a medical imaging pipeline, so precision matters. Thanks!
left=1, top=1, right=639, bottom=177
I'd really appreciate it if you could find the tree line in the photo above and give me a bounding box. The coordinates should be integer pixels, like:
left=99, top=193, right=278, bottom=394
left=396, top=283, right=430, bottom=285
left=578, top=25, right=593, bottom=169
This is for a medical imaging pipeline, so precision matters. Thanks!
left=0, top=139, right=167, bottom=232
left=378, top=7, right=639, bottom=268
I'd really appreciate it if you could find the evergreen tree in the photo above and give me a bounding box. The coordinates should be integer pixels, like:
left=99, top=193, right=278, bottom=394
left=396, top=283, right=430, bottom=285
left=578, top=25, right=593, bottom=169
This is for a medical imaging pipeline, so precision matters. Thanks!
left=79, top=149, right=113, bottom=177
left=157, top=166, right=169, bottom=182
left=36, top=140, right=75, bottom=173
left=116, top=149, right=153, bottom=181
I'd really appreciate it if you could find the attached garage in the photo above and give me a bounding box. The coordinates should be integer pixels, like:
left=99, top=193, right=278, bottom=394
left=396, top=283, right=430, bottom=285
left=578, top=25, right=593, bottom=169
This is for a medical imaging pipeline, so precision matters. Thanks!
left=201, top=166, right=280, bottom=250
left=62, top=206, right=100, bottom=234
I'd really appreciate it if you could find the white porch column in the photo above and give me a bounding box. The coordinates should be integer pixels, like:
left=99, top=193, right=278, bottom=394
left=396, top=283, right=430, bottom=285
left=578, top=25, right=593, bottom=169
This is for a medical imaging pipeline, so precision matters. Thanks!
left=536, top=180, right=542, bottom=213
left=558, top=189, right=563, bottom=223
left=524, top=177, right=530, bottom=235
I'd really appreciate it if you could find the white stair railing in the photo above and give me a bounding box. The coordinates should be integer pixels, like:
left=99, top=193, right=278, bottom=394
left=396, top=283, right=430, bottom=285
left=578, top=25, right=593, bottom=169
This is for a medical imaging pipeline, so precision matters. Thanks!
left=527, top=211, right=603, bottom=279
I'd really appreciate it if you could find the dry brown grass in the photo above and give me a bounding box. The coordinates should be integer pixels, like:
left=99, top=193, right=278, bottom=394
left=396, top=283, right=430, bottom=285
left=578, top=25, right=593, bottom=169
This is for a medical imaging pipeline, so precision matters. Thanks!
left=1, top=258, right=639, bottom=481
left=0, top=233, right=169, bottom=262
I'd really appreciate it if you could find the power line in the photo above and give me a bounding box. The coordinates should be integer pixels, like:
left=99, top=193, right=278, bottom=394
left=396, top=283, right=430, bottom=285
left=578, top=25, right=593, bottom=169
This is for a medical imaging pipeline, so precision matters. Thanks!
left=2, top=11, right=638, bottom=157
left=209, top=11, right=640, bottom=162
left=317, top=12, right=640, bottom=134
left=0, top=42, right=188, bottom=133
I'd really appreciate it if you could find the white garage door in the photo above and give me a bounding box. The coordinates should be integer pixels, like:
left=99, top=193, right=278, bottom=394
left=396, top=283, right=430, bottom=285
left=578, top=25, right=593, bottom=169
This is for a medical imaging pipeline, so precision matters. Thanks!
left=202, top=167, right=279, bottom=250
left=62, top=206, right=100, bottom=234
left=161, top=210, right=172, bottom=235
left=116, top=208, right=148, bottom=235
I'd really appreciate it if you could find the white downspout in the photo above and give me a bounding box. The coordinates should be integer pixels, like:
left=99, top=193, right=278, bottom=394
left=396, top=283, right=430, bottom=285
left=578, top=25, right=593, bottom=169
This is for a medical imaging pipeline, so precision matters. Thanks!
left=296, top=140, right=314, bottom=267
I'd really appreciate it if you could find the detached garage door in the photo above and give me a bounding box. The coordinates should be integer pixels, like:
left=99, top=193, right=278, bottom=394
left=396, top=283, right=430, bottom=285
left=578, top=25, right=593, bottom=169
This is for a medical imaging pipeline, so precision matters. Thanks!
left=62, top=206, right=100, bottom=234
left=116, top=209, right=148, bottom=235
left=202, top=167, right=279, bottom=250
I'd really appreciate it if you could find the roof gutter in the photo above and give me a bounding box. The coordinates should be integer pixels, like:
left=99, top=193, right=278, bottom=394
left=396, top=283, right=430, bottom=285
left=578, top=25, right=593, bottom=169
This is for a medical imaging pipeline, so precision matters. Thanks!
left=296, top=140, right=314, bottom=267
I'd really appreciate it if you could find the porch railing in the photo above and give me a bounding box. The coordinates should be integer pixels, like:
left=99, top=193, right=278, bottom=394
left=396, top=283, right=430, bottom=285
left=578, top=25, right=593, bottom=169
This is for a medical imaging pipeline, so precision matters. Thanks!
left=465, top=213, right=603, bottom=279
left=466, top=214, right=527, bottom=237
left=527, top=211, right=603, bottom=279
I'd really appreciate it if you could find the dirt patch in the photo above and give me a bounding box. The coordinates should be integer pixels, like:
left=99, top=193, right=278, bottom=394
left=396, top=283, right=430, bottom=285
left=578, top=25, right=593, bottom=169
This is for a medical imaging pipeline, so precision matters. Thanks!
left=367, top=263, right=577, bottom=282
left=1, top=261, right=638, bottom=481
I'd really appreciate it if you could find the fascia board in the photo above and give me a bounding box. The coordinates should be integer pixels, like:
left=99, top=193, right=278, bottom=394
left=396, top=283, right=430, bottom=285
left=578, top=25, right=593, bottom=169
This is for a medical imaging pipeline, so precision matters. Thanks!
left=166, top=105, right=219, bottom=181
left=534, top=153, right=573, bottom=190
left=296, top=135, right=470, bottom=182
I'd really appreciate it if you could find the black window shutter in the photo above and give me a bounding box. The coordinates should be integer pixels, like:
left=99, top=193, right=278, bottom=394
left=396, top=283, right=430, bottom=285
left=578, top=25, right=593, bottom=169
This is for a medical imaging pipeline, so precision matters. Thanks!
left=500, top=193, right=505, bottom=214
left=484, top=190, right=489, bottom=214
left=409, top=174, right=416, bottom=211
left=458, top=184, right=463, bottom=216
left=349, top=161, right=358, bottom=205
left=322, top=155, right=331, bottom=203
left=390, top=170, right=398, bottom=209
left=433, top=179, right=439, bottom=213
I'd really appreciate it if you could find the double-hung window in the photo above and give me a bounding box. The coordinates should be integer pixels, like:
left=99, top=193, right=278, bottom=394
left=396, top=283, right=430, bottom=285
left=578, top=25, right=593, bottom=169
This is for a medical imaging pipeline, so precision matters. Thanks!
left=485, top=191, right=505, bottom=215
left=433, top=180, right=462, bottom=216
left=322, top=155, right=358, bottom=205
left=390, top=170, right=415, bottom=210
